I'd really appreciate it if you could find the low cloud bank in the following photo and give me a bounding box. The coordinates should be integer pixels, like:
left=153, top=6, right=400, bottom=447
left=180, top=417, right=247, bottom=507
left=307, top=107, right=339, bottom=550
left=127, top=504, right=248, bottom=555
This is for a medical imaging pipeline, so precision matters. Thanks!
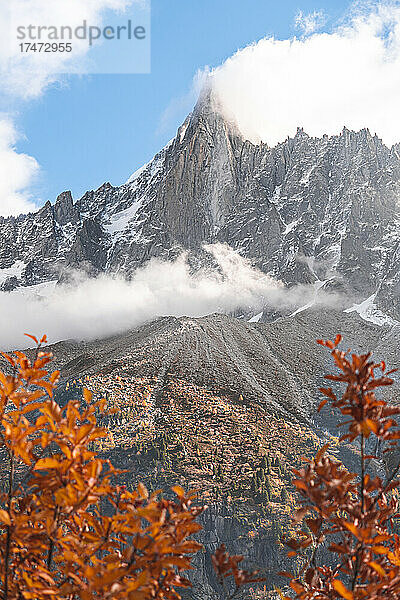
left=0, top=244, right=341, bottom=350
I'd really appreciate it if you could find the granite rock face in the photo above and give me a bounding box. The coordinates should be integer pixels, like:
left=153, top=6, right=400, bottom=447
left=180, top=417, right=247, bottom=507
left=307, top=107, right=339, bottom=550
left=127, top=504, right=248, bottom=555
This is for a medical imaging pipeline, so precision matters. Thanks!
left=1, top=94, right=399, bottom=316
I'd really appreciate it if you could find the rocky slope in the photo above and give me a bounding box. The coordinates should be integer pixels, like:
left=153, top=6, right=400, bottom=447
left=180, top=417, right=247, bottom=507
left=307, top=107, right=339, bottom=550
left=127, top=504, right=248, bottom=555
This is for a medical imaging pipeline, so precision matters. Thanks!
left=43, top=309, right=399, bottom=598
left=1, top=92, right=400, bottom=321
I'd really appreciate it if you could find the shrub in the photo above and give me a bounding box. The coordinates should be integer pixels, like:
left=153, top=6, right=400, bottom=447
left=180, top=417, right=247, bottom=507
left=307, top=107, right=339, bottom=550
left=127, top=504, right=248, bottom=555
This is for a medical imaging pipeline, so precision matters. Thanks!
left=281, top=335, right=400, bottom=599
left=212, top=543, right=265, bottom=600
left=0, top=335, right=204, bottom=600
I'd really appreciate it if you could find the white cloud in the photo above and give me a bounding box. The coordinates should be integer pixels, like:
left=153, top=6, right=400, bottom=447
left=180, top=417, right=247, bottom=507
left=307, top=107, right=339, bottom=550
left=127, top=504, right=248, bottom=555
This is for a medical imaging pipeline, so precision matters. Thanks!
left=0, top=244, right=281, bottom=348
left=209, top=2, right=400, bottom=147
left=0, top=243, right=344, bottom=349
left=0, top=0, right=141, bottom=216
left=0, top=0, right=138, bottom=99
left=157, top=68, right=210, bottom=135
left=294, top=10, right=326, bottom=35
left=0, top=118, right=39, bottom=217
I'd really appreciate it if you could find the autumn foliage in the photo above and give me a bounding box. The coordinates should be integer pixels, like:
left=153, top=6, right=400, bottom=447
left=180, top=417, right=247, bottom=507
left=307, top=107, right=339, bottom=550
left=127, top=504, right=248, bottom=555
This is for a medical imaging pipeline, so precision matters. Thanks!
left=2, top=331, right=400, bottom=600
left=282, top=335, right=400, bottom=599
left=212, top=543, right=264, bottom=599
left=0, top=335, right=204, bottom=599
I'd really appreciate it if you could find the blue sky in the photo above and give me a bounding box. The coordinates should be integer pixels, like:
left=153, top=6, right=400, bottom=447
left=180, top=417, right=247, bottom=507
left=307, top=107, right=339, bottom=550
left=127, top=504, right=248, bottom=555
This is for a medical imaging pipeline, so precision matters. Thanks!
left=11, top=0, right=352, bottom=206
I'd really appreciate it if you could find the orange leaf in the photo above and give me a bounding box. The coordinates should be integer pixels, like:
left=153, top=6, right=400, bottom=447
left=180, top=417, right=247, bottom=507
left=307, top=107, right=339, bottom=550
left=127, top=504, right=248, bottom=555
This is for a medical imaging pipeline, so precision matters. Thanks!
left=368, top=561, right=386, bottom=576
left=315, top=443, right=329, bottom=461
left=22, top=400, right=46, bottom=414
left=320, top=387, right=336, bottom=400
left=278, top=571, right=293, bottom=579
left=38, top=381, right=55, bottom=397
left=0, top=353, right=15, bottom=367
left=34, top=457, right=61, bottom=470
left=371, top=545, right=389, bottom=555
left=137, top=482, right=148, bottom=499
left=332, top=579, right=353, bottom=600
left=318, top=399, right=328, bottom=412
left=343, top=522, right=360, bottom=538
left=0, top=509, right=11, bottom=526
left=172, top=485, right=185, bottom=498
left=365, top=419, right=378, bottom=434
left=83, top=388, right=92, bottom=404
left=293, top=480, right=308, bottom=491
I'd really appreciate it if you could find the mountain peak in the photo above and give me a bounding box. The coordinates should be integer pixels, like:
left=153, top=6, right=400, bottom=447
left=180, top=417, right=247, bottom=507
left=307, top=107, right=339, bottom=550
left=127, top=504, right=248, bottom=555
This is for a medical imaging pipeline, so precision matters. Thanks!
left=190, top=84, right=247, bottom=142
left=1, top=106, right=400, bottom=322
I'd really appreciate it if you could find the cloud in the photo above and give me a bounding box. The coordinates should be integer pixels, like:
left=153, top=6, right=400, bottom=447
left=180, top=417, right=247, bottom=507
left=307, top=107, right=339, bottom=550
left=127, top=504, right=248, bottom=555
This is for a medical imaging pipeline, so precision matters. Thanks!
left=0, top=244, right=341, bottom=350
left=157, top=68, right=210, bottom=136
left=209, top=2, right=400, bottom=147
left=0, top=0, right=139, bottom=99
left=294, top=10, right=326, bottom=35
left=0, top=0, right=141, bottom=216
left=0, top=118, right=39, bottom=217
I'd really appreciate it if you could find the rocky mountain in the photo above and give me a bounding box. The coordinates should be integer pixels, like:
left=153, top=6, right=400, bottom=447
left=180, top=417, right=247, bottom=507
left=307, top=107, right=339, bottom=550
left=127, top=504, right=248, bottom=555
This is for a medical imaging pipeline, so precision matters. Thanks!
left=1, top=90, right=400, bottom=323
left=2, top=88, right=400, bottom=598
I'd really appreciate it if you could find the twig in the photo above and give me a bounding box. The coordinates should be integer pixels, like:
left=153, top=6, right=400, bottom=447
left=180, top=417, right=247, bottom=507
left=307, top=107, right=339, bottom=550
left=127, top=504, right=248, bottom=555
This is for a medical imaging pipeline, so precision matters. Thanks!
left=4, top=450, right=15, bottom=600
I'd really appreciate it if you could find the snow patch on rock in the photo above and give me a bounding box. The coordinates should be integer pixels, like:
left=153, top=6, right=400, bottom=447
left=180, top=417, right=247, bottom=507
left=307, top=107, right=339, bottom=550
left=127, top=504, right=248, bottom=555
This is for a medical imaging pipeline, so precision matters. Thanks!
left=248, top=311, right=263, bottom=323
left=0, top=260, right=26, bottom=284
left=344, top=294, right=398, bottom=327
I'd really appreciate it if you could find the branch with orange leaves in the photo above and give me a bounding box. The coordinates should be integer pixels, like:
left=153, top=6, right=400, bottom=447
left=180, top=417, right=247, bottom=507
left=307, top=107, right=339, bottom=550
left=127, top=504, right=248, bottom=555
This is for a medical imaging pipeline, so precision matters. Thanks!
left=212, top=543, right=265, bottom=600
left=280, top=335, right=400, bottom=600
left=0, top=334, right=205, bottom=600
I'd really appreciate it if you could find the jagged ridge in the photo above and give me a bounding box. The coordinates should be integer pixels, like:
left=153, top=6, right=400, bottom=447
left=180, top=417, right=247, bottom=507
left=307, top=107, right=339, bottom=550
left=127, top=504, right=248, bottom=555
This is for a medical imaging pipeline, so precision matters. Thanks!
left=1, top=94, right=400, bottom=319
